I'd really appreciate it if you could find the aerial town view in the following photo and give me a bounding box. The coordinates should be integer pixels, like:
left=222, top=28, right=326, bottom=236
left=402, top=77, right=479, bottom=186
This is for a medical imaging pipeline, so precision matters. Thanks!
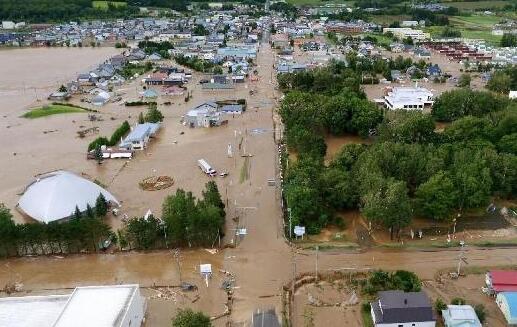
left=0, top=0, right=517, bottom=326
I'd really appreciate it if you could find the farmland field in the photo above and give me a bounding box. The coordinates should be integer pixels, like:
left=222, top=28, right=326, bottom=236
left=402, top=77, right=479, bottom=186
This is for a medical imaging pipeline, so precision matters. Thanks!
left=424, top=25, right=502, bottom=45
left=92, top=1, right=127, bottom=9
left=441, top=0, right=510, bottom=9
left=370, top=14, right=412, bottom=25
left=449, top=15, right=504, bottom=27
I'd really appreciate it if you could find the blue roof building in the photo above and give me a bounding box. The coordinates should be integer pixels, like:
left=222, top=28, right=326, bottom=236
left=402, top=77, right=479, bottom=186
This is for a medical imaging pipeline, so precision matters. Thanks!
left=496, top=292, right=517, bottom=325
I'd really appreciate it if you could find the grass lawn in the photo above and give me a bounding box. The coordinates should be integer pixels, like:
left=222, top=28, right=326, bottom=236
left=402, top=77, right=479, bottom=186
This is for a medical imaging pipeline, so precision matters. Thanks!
left=22, top=104, right=86, bottom=119
left=362, top=32, right=394, bottom=45
left=92, top=1, right=127, bottom=9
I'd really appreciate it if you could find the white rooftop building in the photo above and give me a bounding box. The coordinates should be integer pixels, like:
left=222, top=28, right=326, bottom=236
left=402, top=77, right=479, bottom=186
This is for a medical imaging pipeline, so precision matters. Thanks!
left=0, top=284, right=146, bottom=327
left=383, top=86, right=434, bottom=110
left=17, top=170, right=119, bottom=223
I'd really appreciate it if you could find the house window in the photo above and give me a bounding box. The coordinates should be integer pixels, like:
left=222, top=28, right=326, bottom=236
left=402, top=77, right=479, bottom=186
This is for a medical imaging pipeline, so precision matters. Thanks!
left=398, top=325, right=403, bottom=327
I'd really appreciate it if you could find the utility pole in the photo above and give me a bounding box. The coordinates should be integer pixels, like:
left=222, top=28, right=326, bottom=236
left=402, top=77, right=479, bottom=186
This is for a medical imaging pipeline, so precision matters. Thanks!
left=456, top=241, right=467, bottom=277
left=315, top=246, right=319, bottom=281
left=173, top=249, right=182, bottom=283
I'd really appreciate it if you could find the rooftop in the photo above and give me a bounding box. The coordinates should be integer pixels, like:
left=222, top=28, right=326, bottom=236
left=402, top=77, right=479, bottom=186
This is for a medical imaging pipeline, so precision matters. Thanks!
left=54, top=285, right=138, bottom=327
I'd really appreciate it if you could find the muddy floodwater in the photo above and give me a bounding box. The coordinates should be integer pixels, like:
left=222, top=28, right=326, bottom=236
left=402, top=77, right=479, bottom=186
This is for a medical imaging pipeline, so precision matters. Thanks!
left=0, top=47, right=120, bottom=220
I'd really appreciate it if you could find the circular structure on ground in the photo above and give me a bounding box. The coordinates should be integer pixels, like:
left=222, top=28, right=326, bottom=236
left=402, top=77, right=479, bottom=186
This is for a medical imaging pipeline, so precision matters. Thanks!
left=139, top=176, right=174, bottom=191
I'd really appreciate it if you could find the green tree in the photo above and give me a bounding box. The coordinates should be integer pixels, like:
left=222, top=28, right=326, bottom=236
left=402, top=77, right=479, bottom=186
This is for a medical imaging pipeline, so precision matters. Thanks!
left=126, top=215, right=162, bottom=249
left=451, top=297, right=466, bottom=305
left=172, top=309, right=212, bottom=327
left=94, top=144, right=103, bottom=164
left=474, top=304, right=486, bottom=323
left=378, top=111, right=436, bottom=143
left=498, top=133, right=517, bottom=154
left=432, top=89, right=508, bottom=121
left=201, top=181, right=225, bottom=217
left=145, top=105, right=164, bottom=123
left=138, top=111, right=145, bottom=124
left=501, top=33, right=517, bottom=47
left=457, top=73, right=471, bottom=88
left=487, top=71, right=511, bottom=94
left=73, top=205, right=82, bottom=220
left=435, top=298, right=447, bottom=313
left=362, top=179, right=412, bottom=240
left=162, top=189, right=198, bottom=245
left=58, top=84, right=68, bottom=92
left=414, top=171, right=458, bottom=220
left=85, top=204, right=95, bottom=218
left=95, top=193, right=108, bottom=217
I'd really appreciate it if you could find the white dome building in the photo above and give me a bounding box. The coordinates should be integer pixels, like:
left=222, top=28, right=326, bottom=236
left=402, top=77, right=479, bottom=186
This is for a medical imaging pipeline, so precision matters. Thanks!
left=18, top=171, right=119, bottom=223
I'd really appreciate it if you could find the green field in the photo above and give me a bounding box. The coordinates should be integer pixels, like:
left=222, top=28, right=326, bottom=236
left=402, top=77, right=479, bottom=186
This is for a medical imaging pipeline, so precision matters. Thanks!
left=449, top=15, right=504, bottom=27
left=442, top=0, right=510, bottom=9
left=424, top=24, right=502, bottom=45
left=92, top=1, right=127, bottom=9
left=22, top=104, right=86, bottom=119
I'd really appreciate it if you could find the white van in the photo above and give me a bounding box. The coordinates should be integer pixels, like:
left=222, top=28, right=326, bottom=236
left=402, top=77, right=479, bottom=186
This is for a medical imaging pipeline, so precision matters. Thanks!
left=198, top=159, right=216, bottom=177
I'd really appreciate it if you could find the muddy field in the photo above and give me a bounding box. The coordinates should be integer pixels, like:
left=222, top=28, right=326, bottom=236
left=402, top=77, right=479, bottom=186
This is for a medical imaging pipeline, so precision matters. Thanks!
left=0, top=43, right=293, bottom=326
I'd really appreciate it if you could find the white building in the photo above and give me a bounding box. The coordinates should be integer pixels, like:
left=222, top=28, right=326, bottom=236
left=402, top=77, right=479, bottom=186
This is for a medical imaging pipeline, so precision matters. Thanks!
left=2, top=21, right=15, bottom=29
left=383, top=86, right=434, bottom=110
left=383, top=28, right=430, bottom=41
left=0, top=284, right=146, bottom=327
left=17, top=170, right=119, bottom=223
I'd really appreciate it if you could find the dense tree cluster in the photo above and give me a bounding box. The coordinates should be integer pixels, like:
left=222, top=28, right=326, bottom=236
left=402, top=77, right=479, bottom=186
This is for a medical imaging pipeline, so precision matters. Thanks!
left=120, top=181, right=226, bottom=249
left=486, top=66, right=517, bottom=95
left=280, top=68, right=517, bottom=236
left=361, top=270, right=422, bottom=295
left=0, top=0, right=139, bottom=22
left=174, top=55, right=217, bottom=73
left=137, top=41, right=173, bottom=59
left=432, top=89, right=509, bottom=121
left=0, top=197, right=111, bottom=257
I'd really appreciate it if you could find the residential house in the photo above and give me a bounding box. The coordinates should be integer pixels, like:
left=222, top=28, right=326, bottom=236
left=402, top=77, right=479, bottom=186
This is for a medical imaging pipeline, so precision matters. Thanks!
left=91, top=91, right=111, bottom=106
left=496, top=292, right=517, bottom=325
left=370, top=290, right=436, bottom=327
left=441, top=305, right=482, bottom=327
left=184, top=102, right=224, bottom=128
left=119, top=122, right=160, bottom=150
left=426, top=64, right=442, bottom=77
left=486, top=270, right=517, bottom=294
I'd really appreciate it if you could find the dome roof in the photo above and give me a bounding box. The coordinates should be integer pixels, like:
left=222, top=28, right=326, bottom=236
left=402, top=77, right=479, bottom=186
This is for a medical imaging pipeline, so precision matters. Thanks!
left=18, top=171, right=119, bottom=223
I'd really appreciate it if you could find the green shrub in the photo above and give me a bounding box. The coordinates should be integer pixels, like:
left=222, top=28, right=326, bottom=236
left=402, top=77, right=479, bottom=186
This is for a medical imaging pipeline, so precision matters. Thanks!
left=88, top=136, right=109, bottom=151
left=109, top=120, right=130, bottom=145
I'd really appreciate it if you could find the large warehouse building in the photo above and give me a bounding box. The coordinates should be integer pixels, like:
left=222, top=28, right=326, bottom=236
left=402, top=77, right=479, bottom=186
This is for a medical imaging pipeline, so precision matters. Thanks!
left=0, top=284, right=146, bottom=327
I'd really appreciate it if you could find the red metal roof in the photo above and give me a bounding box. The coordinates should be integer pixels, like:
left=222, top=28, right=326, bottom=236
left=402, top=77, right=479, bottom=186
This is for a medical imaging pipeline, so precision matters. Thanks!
left=490, top=271, right=517, bottom=292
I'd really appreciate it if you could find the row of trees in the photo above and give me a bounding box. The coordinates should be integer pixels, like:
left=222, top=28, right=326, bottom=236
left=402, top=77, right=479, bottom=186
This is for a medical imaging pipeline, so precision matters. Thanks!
left=88, top=120, right=131, bottom=151
left=280, top=67, right=517, bottom=235
left=0, top=195, right=111, bottom=257
left=119, top=181, right=226, bottom=250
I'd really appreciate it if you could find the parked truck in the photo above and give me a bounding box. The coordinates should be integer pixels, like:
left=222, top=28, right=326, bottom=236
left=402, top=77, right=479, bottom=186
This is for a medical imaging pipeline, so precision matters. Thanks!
left=198, top=159, right=216, bottom=177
